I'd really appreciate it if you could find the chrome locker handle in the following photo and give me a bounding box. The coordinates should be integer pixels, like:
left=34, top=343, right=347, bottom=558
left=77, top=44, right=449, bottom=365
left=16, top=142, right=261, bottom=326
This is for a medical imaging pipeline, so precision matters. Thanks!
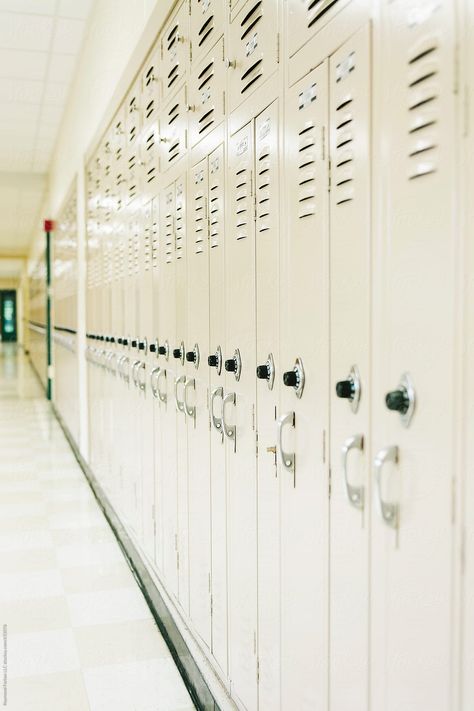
left=222, top=392, right=236, bottom=449
left=277, top=411, right=295, bottom=473
left=150, top=367, right=161, bottom=398
left=174, top=375, right=186, bottom=413
left=138, top=361, right=146, bottom=391
left=122, top=356, right=130, bottom=383
left=341, top=434, right=365, bottom=509
left=374, top=445, right=399, bottom=528
left=184, top=378, right=196, bottom=420
left=157, top=368, right=167, bottom=403
left=210, top=386, right=224, bottom=433
left=131, top=360, right=141, bottom=387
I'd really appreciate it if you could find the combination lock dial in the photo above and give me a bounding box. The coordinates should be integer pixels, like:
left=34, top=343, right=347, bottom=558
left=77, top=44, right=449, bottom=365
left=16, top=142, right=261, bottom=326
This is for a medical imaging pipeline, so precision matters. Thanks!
left=131, top=339, right=138, bottom=348
left=173, top=348, right=181, bottom=359
left=335, top=365, right=361, bottom=413
left=385, top=389, right=409, bottom=414
left=336, top=380, right=354, bottom=398
left=208, top=354, right=218, bottom=367
left=225, top=359, right=236, bottom=372
left=224, top=349, right=242, bottom=381
left=256, top=365, right=269, bottom=379
left=282, top=357, right=305, bottom=398
left=149, top=343, right=157, bottom=353
left=158, top=345, right=167, bottom=355
left=138, top=341, right=146, bottom=351
left=385, top=372, right=416, bottom=427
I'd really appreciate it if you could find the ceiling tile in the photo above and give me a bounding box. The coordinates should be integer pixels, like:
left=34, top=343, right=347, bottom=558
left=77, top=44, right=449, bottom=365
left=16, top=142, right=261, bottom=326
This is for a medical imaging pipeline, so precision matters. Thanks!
left=58, top=0, right=94, bottom=20
left=0, top=0, right=56, bottom=15
left=0, top=102, right=40, bottom=121
left=38, top=104, right=63, bottom=125
left=51, top=17, right=85, bottom=55
left=42, top=81, right=69, bottom=106
left=0, top=77, right=43, bottom=104
left=47, top=52, right=76, bottom=83
left=0, top=13, right=54, bottom=52
left=0, top=49, right=48, bottom=80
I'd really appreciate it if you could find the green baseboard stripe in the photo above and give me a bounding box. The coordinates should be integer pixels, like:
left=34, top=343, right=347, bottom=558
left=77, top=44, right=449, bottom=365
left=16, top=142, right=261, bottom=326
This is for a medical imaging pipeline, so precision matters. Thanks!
left=51, top=403, right=222, bottom=711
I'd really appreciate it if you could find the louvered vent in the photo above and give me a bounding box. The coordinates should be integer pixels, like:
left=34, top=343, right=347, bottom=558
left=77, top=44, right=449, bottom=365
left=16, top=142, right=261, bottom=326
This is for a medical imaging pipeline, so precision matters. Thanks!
left=128, top=96, right=139, bottom=144
left=144, top=222, right=151, bottom=272
left=127, top=234, right=134, bottom=277
left=143, top=65, right=157, bottom=121
left=333, top=50, right=355, bottom=205
left=209, top=149, right=223, bottom=248
left=197, top=59, right=216, bottom=134
left=197, top=8, right=215, bottom=48
left=307, top=0, right=341, bottom=29
left=407, top=38, right=439, bottom=180
left=297, top=82, right=318, bottom=219
left=133, top=228, right=140, bottom=275
left=234, top=134, right=252, bottom=240
left=166, top=100, right=183, bottom=165
left=164, top=190, right=174, bottom=265
left=193, top=167, right=206, bottom=255
left=256, top=117, right=273, bottom=232
left=239, top=1, right=263, bottom=95
left=152, top=217, right=159, bottom=269
left=166, top=22, right=181, bottom=89
left=175, top=181, right=185, bottom=259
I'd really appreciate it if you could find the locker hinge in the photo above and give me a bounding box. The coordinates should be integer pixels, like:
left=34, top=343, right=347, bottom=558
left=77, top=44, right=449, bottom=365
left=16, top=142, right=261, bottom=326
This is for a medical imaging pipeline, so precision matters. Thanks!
left=276, top=33, right=280, bottom=64
left=255, top=431, right=259, bottom=456
left=210, top=594, right=213, bottom=616
left=257, top=659, right=260, bottom=682
left=328, top=157, right=331, bottom=192
left=252, top=404, right=255, bottom=430
left=328, top=467, right=332, bottom=499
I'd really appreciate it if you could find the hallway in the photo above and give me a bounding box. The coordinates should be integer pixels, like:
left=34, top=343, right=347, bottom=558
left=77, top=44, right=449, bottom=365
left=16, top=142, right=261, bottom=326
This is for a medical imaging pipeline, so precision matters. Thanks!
left=0, top=345, right=195, bottom=711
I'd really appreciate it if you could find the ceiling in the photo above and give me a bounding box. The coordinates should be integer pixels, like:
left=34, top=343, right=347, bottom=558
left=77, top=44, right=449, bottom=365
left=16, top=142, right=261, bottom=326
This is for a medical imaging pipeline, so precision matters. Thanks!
left=0, top=0, right=94, bottom=264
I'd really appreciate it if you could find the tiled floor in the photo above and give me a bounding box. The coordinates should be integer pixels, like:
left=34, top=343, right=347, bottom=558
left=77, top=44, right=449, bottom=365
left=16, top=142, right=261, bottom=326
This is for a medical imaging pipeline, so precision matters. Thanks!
left=0, top=344, right=196, bottom=711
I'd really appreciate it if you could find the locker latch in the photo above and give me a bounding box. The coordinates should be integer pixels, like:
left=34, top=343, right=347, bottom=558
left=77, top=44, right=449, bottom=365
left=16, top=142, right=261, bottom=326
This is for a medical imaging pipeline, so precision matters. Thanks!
left=282, top=357, right=305, bottom=399
left=335, top=364, right=361, bottom=413
left=224, top=348, right=242, bottom=382
left=385, top=372, right=416, bottom=427
left=256, top=353, right=275, bottom=390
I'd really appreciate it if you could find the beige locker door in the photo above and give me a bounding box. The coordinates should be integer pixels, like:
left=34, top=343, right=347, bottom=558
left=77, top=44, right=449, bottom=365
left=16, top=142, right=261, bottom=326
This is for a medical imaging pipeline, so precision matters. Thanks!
left=190, top=0, right=224, bottom=65
left=227, top=0, right=279, bottom=113
left=286, top=0, right=352, bottom=59
left=189, top=37, right=226, bottom=147
left=371, top=2, right=457, bottom=709
left=141, top=43, right=161, bottom=128
left=158, top=182, right=179, bottom=597
left=175, top=175, right=190, bottom=613
left=187, top=156, right=212, bottom=646
left=160, top=85, right=188, bottom=172
left=254, top=100, right=281, bottom=711
left=139, top=198, right=156, bottom=563
left=328, top=25, right=371, bottom=711
left=281, top=61, right=329, bottom=711
left=208, top=142, right=228, bottom=675
left=226, top=121, right=258, bottom=711
left=161, top=0, right=189, bottom=103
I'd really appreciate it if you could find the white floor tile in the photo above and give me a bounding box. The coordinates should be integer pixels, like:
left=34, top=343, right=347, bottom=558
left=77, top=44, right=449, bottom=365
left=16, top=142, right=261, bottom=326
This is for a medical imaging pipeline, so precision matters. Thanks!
left=0, top=570, right=63, bottom=602
left=8, top=629, right=80, bottom=678
left=67, top=587, right=151, bottom=627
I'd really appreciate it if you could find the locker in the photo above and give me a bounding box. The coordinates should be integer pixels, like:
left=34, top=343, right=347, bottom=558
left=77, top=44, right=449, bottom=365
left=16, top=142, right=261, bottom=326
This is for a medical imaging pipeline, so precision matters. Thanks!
left=207, top=142, right=229, bottom=675
left=158, top=181, right=179, bottom=597
left=189, top=37, right=226, bottom=148
left=190, top=0, right=224, bottom=65
left=226, top=120, right=258, bottom=711
left=187, top=155, right=212, bottom=646
left=328, top=24, right=371, bottom=711
left=174, top=174, right=190, bottom=613
left=125, top=83, right=143, bottom=205
left=254, top=100, right=281, bottom=711
left=141, top=42, right=161, bottom=127
left=161, top=0, right=190, bottom=103
left=227, top=0, right=279, bottom=113
left=280, top=61, right=329, bottom=711
left=371, top=1, right=457, bottom=709
left=159, top=84, right=188, bottom=171
left=286, top=0, right=353, bottom=59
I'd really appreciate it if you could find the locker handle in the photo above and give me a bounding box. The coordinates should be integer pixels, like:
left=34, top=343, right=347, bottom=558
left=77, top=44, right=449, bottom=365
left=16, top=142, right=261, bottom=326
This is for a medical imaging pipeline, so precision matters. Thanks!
left=277, top=411, right=295, bottom=473
left=120, top=356, right=130, bottom=382
left=374, top=445, right=399, bottom=528
left=174, top=375, right=186, bottom=413
left=184, top=378, right=196, bottom=421
left=131, top=360, right=141, bottom=387
left=222, top=391, right=236, bottom=447
left=137, top=361, right=146, bottom=391
left=150, top=367, right=161, bottom=398
left=156, top=368, right=167, bottom=403
left=341, top=434, right=365, bottom=509
left=210, top=386, right=224, bottom=433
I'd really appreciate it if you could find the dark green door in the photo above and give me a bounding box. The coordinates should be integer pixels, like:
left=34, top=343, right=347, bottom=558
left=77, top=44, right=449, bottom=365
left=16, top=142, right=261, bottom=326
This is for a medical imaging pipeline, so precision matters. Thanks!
left=0, top=291, right=17, bottom=342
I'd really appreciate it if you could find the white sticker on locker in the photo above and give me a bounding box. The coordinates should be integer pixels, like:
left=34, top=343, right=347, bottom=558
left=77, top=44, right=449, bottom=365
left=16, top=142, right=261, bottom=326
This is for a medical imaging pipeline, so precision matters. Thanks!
left=336, top=52, right=355, bottom=83
left=245, top=33, right=258, bottom=57
left=299, top=83, right=317, bottom=109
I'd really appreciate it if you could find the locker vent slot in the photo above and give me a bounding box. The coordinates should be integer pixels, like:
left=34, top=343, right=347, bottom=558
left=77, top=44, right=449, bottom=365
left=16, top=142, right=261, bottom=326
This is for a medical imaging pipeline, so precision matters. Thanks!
left=240, top=1, right=262, bottom=41
left=241, top=58, right=262, bottom=95
left=145, top=99, right=155, bottom=120
left=144, top=222, right=151, bottom=272
left=307, top=0, right=341, bottom=30
left=198, top=15, right=214, bottom=46
left=116, top=147, right=122, bottom=162
left=407, top=38, right=439, bottom=180
left=256, top=117, right=275, bottom=233
left=234, top=159, right=251, bottom=240
left=147, top=167, right=156, bottom=183
left=152, top=219, right=159, bottom=268
left=175, top=183, right=185, bottom=258
left=145, top=64, right=155, bottom=88
left=209, top=150, right=223, bottom=248
left=297, top=118, right=317, bottom=218
left=168, top=64, right=179, bottom=89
